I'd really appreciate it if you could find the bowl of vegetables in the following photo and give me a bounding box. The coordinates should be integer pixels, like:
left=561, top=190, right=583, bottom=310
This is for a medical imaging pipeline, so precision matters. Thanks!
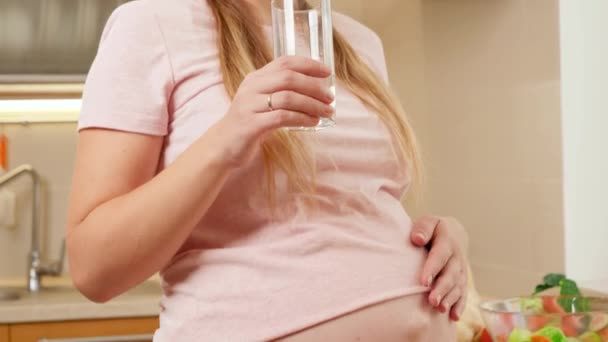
left=480, top=274, right=608, bottom=342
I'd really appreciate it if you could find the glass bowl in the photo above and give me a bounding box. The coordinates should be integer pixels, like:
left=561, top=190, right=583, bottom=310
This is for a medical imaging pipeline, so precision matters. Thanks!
left=480, top=296, right=608, bottom=341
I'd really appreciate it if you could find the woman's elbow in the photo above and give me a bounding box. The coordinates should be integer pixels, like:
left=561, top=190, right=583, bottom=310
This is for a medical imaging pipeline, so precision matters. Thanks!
left=69, top=259, right=118, bottom=303
left=67, top=238, right=117, bottom=303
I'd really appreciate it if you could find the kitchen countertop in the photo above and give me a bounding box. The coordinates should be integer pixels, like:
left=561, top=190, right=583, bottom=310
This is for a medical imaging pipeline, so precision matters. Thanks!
left=0, top=277, right=161, bottom=324
left=0, top=276, right=604, bottom=325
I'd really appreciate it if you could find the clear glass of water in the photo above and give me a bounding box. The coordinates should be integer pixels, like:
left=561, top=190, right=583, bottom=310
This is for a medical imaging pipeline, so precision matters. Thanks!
left=271, top=0, right=336, bottom=131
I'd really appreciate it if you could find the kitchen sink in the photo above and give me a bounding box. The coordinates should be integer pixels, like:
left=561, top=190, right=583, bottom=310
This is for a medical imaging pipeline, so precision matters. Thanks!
left=0, top=280, right=160, bottom=303
left=0, top=277, right=161, bottom=324
left=0, top=289, right=20, bottom=301
left=0, top=283, right=78, bottom=302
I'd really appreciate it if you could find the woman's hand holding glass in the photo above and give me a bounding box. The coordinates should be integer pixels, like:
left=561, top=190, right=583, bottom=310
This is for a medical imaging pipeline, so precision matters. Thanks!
left=210, top=56, right=334, bottom=167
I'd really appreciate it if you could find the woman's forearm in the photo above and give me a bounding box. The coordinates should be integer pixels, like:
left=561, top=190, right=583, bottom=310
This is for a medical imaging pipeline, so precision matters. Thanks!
left=68, top=134, right=232, bottom=302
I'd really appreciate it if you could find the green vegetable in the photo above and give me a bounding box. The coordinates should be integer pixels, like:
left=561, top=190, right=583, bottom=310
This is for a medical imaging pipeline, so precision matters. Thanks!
left=509, top=328, right=532, bottom=342
left=533, top=274, right=567, bottom=296
left=545, top=274, right=567, bottom=286
left=532, top=274, right=589, bottom=313
left=559, top=278, right=581, bottom=296
left=534, top=326, right=568, bottom=342
left=558, top=279, right=589, bottom=313
left=521, top=297, right=544, bottom=313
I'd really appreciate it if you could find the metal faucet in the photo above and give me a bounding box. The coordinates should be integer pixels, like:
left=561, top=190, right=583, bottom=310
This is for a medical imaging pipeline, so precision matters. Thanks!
left=0, top=164, right=65, bottom=292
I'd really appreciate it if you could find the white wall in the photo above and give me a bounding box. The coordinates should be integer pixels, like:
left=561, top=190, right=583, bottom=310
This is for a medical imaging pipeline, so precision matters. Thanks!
left=560, top=0, right=608, bottom=292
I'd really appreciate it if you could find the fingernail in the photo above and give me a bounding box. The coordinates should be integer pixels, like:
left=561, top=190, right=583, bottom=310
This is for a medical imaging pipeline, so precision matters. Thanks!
left=325, top=89, right=335, bottom=101
left=426, top=275, right=433, bottom=287
left=415, top=233, right=426, bottom=244
left=434, top=295, right=442, bottom=306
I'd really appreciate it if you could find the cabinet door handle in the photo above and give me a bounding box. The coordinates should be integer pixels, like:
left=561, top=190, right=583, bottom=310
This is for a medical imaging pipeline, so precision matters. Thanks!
left=38, top=334, right=154, bottom=342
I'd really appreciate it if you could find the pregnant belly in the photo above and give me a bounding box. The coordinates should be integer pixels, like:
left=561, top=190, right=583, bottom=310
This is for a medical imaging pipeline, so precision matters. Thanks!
left=276, top=294, right=456, bottom=342
left=158, top=219, right=430, bottom=341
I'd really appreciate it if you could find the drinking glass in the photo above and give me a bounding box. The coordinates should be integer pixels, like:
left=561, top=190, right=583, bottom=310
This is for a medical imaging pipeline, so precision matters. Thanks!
left=271, top=0, right=336, bottom=130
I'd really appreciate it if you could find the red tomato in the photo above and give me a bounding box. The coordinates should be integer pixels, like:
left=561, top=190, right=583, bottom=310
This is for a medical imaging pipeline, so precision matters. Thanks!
left=479, top=328, right=493, bottom=342
left=598, top=326, right=608, bottom=340
left=562, top=315, right=586, bottom=337
left=542, top=296, right=566, bottom=314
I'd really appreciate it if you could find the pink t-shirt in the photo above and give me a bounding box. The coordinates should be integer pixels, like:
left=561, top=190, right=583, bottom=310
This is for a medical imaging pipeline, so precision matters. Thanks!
left=79, top=0, right=429, bottom=340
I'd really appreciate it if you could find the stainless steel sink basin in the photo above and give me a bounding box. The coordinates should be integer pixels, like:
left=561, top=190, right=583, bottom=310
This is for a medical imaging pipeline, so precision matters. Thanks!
left=0, top=282, right=99, bottom=304
left=0, top=284, right=76, bottom=302
left=0, top=289, right=20, bottom=301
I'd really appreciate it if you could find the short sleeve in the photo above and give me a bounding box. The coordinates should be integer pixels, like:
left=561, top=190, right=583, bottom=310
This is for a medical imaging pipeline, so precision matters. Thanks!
left=78, top=2, right=174, bottom=136
left=332, top=13, right=390, bottom=84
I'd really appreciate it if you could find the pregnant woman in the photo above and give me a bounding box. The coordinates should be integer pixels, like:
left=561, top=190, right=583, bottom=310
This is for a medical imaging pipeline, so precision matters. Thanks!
left=67, top=0, right=469, bottom=340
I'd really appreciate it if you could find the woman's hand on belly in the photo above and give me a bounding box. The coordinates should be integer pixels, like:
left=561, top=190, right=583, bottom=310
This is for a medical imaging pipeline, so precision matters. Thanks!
left=410, top=215, right=469, bottom=322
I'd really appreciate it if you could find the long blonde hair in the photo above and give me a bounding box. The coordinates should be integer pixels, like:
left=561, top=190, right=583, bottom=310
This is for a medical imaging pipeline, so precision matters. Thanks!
left=208, top=0, right=422, bottom=200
